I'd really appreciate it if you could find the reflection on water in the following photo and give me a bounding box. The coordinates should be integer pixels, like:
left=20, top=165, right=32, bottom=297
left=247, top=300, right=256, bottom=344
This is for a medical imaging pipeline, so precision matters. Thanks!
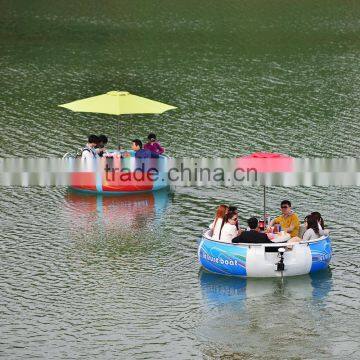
left=309, top=269, right=333, bottom=302
left=199, top=268, right=333, bottom=307
left=64, top=188, right=170, bottom=232
left=197, top=269, right=336, bottom=359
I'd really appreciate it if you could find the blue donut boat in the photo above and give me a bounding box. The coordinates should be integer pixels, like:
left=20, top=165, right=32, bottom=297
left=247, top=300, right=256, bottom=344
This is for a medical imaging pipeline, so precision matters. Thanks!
left=198, top=230, right=332, bottom=277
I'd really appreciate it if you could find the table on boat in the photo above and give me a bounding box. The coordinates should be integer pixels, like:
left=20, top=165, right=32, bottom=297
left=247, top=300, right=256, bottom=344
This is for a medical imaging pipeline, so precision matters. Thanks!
left=267, top=231, right=291, bottom=243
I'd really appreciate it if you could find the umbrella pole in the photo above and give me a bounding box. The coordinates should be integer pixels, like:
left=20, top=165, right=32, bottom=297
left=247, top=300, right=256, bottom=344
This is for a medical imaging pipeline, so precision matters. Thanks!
left=117, top=117, right=120, bottom=149
left=263, top=185, right=266, bottom=223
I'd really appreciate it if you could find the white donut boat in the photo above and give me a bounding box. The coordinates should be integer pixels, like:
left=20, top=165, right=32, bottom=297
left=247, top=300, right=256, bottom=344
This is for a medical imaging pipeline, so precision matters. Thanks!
left=198, top=229, right=332, bottom=278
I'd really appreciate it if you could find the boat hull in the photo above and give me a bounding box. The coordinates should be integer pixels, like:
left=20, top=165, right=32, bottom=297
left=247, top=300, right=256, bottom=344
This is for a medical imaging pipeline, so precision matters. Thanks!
left=68, top=153, right=168, bottom=194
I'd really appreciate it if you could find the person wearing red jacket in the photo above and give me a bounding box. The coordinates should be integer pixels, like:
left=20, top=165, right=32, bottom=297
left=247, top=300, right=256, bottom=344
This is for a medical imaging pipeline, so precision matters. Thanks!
left=143, top=133, right=165, bottom=155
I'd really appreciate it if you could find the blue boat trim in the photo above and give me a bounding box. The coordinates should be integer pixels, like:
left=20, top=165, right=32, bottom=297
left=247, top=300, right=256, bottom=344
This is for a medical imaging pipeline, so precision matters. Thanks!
left=309, top=236, right=332, bottom=272
left=199, top=238, right=247, bottom=277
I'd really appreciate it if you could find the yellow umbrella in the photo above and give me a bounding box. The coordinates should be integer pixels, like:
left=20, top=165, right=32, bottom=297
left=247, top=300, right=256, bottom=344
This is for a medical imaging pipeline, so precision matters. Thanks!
left=59, top=90, right=177, bottom=147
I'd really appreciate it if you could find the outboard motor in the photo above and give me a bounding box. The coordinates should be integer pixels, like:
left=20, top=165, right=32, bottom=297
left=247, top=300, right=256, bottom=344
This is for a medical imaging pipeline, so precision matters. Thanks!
left=276, top=247, right=286, bottom=272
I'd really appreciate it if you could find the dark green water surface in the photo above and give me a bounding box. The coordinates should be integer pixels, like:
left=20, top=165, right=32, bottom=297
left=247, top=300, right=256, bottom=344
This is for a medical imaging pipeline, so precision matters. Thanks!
left=0, top=1, right=359, bottom=359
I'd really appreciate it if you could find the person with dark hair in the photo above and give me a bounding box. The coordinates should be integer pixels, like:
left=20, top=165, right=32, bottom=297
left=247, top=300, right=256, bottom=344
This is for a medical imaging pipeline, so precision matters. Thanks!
left=311, top=211, right=325, bottom=230
left=228, top=206, right=239, bottom=229
left=218, top=209, right=241, bottom=243
left=96, top=134, right=108, bottom=157
left=269, top=200, right=300, bottom=237
left=144, top=133, right=165, bottom=155
left=82, top=134, right=99, bottom=160
left=232, top=217, right=272, bottom=244
left=131, top=139, right=159, bottom=158
left=299, top=215, right=309, bottom=238
left=289, top=213, right=326, bottom=243
left=302, top=214, right=321, bottom=241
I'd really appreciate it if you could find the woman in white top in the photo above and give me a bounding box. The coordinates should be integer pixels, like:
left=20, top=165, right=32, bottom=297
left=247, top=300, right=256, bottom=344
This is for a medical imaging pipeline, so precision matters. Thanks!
left=209, top=204, right=228, bottom=240
left=218, top=209, right=241, bottom=243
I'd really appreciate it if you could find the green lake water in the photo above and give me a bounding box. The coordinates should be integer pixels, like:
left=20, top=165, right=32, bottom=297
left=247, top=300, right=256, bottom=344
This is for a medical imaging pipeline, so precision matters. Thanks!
left=0, top=1, right=359, bottom=359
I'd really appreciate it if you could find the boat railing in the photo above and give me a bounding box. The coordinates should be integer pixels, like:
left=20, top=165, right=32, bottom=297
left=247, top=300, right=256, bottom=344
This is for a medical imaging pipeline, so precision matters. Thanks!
left=62, top=150, right=169, bottom=159
left=201, top=229, right=328, bottom=247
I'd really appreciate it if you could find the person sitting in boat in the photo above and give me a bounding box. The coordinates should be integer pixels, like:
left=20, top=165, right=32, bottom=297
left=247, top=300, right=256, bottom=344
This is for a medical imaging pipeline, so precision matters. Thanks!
left=289, top=213, right=325, bottom=243
left=218, top=209, right=241, bottom=243
left=303, top=213, right=327, bottom=240
left=299, top=212, right=329, bottom=238
left=232, top=217, right=273, bottom=244
left=311, top=211, right=329, bottom=235
left=96, top=134, right=108, bottom=157
left=209, top=204, right=228, bottom=240
left=81, top=134, right=99, bottom=160
left=228, top=205, right=240, bottom=230
left=144, top=133, right=165, bottom=155
left=123, top=139, right=160, bottom=158
left=268, top=200, right=300, bottom=237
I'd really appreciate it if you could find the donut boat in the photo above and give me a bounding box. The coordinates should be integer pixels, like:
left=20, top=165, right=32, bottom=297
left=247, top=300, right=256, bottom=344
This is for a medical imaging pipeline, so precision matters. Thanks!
left=198, top=229, right=332, bottom=278
left=68, top=151, right=169, bottom=194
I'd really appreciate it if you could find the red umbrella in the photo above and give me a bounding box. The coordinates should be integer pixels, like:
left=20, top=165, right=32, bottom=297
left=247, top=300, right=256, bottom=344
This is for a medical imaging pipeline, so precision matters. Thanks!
left=237, top=152, right=294, bottom=222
